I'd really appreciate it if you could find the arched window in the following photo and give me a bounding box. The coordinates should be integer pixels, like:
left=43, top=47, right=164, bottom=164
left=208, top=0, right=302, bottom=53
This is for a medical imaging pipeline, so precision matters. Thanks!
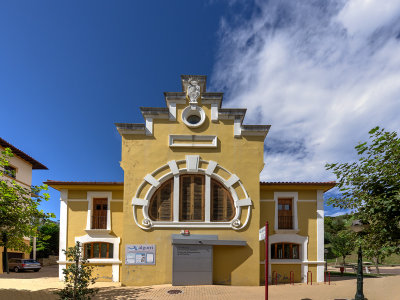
left=271, top=243, right=299, bottom=259
left=149, top=178, right=173, bottom=221
left=147, top=174, right=236, bottom=223
left=84, top=242, right=114, bottom=259
left=211, top=179, right=234, bottom=222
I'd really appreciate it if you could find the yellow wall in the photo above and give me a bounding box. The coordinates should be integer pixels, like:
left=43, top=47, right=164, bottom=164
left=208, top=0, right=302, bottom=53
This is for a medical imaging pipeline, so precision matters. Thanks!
left=120, top=102, right=265, bottom=286
left=271, top=264, right=301, bottom=283
left=298, top=202, right=317, bottom=261
left=92, top=264, right=113, bottom=282
left=67, top=201, right=88, bottom=248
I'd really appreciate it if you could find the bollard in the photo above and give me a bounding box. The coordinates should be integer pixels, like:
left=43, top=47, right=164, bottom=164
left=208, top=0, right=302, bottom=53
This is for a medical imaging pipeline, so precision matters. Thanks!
left=307, top=270, right=312, bottom=285
left=289, top=271, right=294, bottom=285
left=271, top=271, right=278, bottom=285
left=324, top=271, right=331, bottom=285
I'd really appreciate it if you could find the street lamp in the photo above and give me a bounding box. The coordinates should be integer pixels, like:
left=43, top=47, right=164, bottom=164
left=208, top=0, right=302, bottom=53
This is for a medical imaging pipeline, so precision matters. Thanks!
left=350, top=220, right=369, bottom=300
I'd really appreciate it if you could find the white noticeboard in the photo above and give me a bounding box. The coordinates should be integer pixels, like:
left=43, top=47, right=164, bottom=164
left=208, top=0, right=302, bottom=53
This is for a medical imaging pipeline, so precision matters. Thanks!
left=125, top=244, right=156, bottom=265
left=259, top=226, right=266, bottom=241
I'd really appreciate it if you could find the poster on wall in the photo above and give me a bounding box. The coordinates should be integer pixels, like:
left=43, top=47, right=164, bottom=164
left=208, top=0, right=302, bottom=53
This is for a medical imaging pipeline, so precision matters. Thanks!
left=125, top=244, right=156, bottom=265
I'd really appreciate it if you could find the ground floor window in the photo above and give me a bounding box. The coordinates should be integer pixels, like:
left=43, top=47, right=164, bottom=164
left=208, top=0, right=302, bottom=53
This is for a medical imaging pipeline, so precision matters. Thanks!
left=271, top=243, right=299, bottom=259
left=84, top=242, right=114, bottom=259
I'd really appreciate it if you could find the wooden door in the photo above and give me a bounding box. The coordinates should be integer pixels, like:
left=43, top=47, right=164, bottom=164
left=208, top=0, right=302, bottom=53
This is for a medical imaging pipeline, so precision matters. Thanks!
left=278, top=198, right=293, bottom=229
left=92, top=198, right=107, bottom=229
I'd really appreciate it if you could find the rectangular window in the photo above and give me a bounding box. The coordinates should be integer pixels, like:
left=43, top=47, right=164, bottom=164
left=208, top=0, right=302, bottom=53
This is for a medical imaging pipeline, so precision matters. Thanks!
left=278, top=198, right=293, bottom=229
left=180, top=175, right=204, bottom=221
left=271, top=243, right=300, bottom=259
left=84, top=242, right=114, bottom=259
left=92, top=198, right=107, bottom=229
left=3, top=165, right=16, bottom=178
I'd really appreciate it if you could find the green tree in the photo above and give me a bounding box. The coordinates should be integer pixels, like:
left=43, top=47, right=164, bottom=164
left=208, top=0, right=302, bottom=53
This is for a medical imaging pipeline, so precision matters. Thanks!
left=35, top=221, right=59, bottom=258
left=55, top=241, right=98, bottom=300
left=0, top=148, right=54, bottom=273
left=326, top=127, right=400, bottom=255
left=331, top=230, right=356, bottom=270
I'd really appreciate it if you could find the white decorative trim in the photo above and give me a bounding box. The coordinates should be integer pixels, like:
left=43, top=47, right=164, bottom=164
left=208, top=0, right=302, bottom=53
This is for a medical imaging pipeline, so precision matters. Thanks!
left=75, top=234, right=121, bottom=260
left=211, top=103, right=218, bottom=122
left=274, top=192, right=298, bottom=232
left=59, top=189, right=68, bottom=281
left=317, top=189, right=324, bottom=282
left=303, top=264, right=308, bottom=283
left=75, top=234, right=121, bottom=282
left=317, top=265, right=324, bottom=283
left=67, top=198, right=87, bottom=202
left=234, top=118, right=242, bottom=137
left=236, top=198, right=252, bottom=207
left=186, top=155, right=199, bottom=172
left=168, top=160, right=179, bottom=175
left=59, top=264, right=66, bottom=281
left=168, top=102, right=177, bottom=121
left=144, top=174, right=160, bottom=188
left=205, top=161, right=217, bottom=176
left=112, top=264, right=120, bottom=282
left=205, top=175, right=211, bottom=222
left=181, top=106, right=206, bottom=128
left=225, top=174, right=239, bottom=187
left=131, top=158, right=252, bottom=230
left=145, top=117, right=153, bottom=136
left=86, top=191, right=112, bottom=232
left=268, top=233, right=309, bottom=283
left=298, top=200, right=317, bottom=202
left=132, top=198, right=148, bottom=206
left=173, top=175, right=180, bottom=222
left=169, top=135, right=217, bottom=148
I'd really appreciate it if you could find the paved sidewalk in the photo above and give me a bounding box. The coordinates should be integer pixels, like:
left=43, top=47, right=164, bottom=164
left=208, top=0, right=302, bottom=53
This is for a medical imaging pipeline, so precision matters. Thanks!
left=1, top=265, right=400, bottom=300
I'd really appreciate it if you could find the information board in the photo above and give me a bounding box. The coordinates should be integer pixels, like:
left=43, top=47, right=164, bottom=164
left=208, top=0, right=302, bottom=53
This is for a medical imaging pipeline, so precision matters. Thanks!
left=125, top=244, right=156, bottom=265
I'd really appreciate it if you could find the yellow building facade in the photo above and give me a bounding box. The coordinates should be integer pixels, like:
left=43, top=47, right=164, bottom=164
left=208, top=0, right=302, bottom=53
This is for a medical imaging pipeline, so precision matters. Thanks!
left=47, top=75, right=334, bottom=285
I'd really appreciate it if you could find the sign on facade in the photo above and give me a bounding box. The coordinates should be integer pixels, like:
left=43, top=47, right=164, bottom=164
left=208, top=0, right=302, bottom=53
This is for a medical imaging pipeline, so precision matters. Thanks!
left=259, top=226, right=266, bottom=241
left=125, top=244, right=156, bottom=265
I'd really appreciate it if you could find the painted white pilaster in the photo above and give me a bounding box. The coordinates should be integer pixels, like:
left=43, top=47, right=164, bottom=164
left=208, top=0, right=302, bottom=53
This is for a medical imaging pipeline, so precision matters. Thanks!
left=211, top=103, right=218, bottom=122
left=59, top=189, right=68, bottom=281
left=205, top=175, right=211, bottom=222
left=302, top=264, right=308, bottom=283
left=59, top=264, right=66, bottom=281
left=234, top=117, right=242, bottom=137
left=112, top=264, right=120, bottom=282
left=317, top=189, right=325, bottom=282
left=145, top=117, right=153, bottom=135
left=173, top=175, right=180, bottom=222
left=168, top=102, right=177, bottom=121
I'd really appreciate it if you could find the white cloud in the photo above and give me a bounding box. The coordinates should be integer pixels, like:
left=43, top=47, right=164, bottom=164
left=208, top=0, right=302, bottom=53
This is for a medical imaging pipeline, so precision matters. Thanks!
left=212, top=0, right=400, bottom=182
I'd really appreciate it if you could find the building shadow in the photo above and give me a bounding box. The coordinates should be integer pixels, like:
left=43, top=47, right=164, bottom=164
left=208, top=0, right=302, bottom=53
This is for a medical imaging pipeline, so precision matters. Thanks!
left=95, top=286, right=153, bottom=299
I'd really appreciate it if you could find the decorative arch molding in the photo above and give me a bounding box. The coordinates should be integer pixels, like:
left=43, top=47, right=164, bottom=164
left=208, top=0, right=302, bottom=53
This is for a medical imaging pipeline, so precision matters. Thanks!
left=132, top=155, right=253, bottom=230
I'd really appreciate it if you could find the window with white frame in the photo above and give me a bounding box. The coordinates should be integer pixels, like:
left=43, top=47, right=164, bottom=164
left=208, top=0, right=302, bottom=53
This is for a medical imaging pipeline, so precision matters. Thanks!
left=148, top=175, right=235, bottom=222
left=132, top=156, right=253, bottom=230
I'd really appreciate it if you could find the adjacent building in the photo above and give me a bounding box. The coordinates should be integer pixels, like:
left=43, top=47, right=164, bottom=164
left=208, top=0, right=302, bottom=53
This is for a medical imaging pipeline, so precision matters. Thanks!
left=0, top=138, right=48, bottom=273
left=47, top=75, right=334, bottom=285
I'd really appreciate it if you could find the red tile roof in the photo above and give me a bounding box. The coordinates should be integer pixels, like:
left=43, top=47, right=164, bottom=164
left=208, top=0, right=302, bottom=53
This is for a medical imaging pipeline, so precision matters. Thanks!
left=260, top=181, right=336, bottom=185
left=45, top=180, right=123, bottom=185
left=0, top=137, right=48, bottom=170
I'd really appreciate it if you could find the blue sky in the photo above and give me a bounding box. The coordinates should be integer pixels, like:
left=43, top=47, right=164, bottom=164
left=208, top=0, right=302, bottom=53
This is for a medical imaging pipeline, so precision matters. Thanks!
left=1, top=1, right=400, bottom=220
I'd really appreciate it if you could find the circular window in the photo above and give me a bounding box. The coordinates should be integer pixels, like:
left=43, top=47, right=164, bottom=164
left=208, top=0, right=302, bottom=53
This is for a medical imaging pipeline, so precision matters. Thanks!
left=181, top=106, right=206, bottom=128
left=187, top=115, right=201, bottom=124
